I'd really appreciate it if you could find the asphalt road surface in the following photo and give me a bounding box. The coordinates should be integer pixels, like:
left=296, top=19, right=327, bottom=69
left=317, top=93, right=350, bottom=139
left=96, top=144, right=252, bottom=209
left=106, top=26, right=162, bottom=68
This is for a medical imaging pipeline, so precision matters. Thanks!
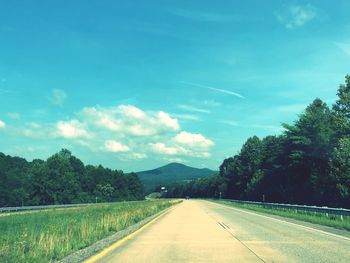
left=93, top=200, right=350, bottom=263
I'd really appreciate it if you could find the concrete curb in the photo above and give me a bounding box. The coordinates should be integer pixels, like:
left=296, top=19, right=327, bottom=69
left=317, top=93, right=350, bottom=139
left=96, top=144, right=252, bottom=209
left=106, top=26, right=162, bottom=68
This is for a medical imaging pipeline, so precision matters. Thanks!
left=57, top=207, right=173, bottom=263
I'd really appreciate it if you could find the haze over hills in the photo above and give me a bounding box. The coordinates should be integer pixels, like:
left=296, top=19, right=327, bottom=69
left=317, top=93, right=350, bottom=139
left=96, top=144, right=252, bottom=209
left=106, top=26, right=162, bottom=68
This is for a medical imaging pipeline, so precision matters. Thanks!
left=136, top=163, right=216, bottom=192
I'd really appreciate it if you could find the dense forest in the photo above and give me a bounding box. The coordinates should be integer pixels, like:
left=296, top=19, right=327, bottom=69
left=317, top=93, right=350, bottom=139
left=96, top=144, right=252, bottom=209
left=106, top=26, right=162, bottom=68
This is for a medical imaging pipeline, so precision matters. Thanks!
left=166, top=75, right=350, bottom=208
left=0, top=149, right=144, bottom=207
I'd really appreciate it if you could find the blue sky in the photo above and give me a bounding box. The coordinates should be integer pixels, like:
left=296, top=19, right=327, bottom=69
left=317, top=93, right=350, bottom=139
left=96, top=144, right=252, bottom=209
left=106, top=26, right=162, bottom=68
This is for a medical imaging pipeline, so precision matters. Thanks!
left=0, top=0, right=350, bottom=171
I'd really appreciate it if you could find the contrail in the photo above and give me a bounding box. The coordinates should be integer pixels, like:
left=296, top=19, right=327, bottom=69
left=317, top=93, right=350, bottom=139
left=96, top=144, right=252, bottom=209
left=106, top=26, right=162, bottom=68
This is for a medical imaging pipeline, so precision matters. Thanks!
left=181, top=81, right=245, bottom=99
left=207, top=87, right=244, bottom=98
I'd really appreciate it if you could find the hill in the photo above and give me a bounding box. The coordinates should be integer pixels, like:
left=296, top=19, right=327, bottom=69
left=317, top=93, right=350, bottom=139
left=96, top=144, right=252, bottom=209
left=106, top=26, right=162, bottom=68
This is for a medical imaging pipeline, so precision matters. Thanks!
left=137, top=163, right=216, bottom=192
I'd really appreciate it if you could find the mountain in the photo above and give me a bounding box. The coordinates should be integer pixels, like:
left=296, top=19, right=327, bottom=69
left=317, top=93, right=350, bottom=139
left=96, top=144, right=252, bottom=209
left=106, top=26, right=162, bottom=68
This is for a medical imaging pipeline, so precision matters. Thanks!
left=137, top=163, right=216, bottom=192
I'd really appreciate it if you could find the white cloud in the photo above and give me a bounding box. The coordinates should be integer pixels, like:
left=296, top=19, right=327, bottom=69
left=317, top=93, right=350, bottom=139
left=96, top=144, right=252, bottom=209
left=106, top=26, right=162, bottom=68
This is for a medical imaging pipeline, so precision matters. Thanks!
left=104, top=140, right=130, bottom=152
left=0, top=120, right=5, bottom=129
left=158, top=111, right=180, bottom=130
left=149, top=132, right=214, bottom=159
left=276, top=4, right=317, bottom=29
left=118, top=105, right=146, bottom=119
left=150, top=143, right=179, bottom=155
left=7, top=103, right=214, bottom=160
left=128, top=124, right=156, bottom=136
left=178, top=104, right=210, bottom=114
left=7, top=112, right=21, bottom=120
left=149, top=140, right=211, bottom=158
left=80, top=104, right=179, bottom=136
left=56, top=120, right=91, bottom=139
left=80, top=107, right=122, bottom=131
left=49, top=89, right=67, bottom=106
left=174, top=131, right=214, bottom=149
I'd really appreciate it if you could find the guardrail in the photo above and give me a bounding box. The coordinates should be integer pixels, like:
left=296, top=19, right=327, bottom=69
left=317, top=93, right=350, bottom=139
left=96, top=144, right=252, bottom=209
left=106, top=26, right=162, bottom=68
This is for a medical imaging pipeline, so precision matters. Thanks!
left=0, top=203, right=102, bottom=213
left=223, top=199, right=350, bottom=217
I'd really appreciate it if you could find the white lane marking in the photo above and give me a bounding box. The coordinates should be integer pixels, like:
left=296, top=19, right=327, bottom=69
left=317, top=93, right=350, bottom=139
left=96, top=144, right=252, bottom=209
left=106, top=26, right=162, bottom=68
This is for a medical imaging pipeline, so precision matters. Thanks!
left=221, top=222, right=230, bottom=229
left=209, top=201, right=350, bottom=242
left=218, top=222, right=226, bottom=229
left=222, top=223, right=235, bottom=236
left=203, top=205, right=266, bottom=262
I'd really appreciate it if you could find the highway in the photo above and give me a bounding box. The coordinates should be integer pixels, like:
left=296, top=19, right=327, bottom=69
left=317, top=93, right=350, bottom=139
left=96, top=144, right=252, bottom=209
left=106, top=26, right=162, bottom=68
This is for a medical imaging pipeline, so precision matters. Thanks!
left=90, top=200, right=350, bottom=263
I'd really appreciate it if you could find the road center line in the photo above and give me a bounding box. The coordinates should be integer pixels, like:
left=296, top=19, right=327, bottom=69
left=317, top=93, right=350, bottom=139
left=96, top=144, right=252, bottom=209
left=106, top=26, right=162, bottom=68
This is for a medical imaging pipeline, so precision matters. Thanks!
left=203, top=205, right=266, bottom=263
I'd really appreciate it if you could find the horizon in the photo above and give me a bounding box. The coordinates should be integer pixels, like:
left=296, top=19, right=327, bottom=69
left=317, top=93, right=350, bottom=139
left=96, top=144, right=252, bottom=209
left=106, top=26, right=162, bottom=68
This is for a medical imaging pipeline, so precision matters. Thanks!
left=1, top=1, right=350, bottom=171
left=0, top=149, right=217, bottom=173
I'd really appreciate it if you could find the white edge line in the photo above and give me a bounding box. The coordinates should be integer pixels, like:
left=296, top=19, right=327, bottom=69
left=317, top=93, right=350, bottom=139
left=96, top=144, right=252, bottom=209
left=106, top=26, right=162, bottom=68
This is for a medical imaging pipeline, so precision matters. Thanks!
left=209, top=201, right=350, bottom=242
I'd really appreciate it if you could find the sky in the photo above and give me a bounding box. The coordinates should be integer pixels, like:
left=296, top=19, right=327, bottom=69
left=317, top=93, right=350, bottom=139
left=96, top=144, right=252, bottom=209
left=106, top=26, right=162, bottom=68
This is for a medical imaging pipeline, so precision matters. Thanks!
left=0, top=0, right=350, bottom=172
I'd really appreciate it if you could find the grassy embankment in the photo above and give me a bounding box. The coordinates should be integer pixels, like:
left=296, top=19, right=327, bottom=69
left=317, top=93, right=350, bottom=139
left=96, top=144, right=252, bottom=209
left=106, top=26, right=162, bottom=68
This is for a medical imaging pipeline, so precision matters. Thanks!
left=213, top=200, right=350, bottom=231
left=0, top=199, right=179, bottom=263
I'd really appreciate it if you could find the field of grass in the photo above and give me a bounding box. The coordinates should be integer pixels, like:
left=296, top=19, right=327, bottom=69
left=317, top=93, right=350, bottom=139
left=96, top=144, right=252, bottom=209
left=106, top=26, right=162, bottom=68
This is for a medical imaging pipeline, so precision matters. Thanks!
left=213, top=200, right=350, bottom=231
left=0, top=199, right=179, bottom=263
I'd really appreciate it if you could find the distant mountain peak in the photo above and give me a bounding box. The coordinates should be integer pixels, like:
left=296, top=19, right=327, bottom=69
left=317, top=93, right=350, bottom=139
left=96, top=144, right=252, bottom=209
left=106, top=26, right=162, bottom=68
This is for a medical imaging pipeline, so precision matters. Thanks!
left=137, top=163, right=216, bottom=192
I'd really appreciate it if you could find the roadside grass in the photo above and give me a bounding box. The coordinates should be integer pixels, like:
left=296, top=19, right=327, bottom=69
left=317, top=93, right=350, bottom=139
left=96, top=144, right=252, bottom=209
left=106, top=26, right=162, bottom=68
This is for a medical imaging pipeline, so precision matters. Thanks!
left=0, top=199, right=179, bottom=263
left=212, top=200, right=350, bottom=232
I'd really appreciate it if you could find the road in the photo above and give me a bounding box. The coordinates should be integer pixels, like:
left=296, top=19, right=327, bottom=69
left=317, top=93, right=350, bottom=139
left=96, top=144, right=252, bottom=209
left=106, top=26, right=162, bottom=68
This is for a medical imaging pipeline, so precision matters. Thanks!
left=91, top=200, right=350, bottom=263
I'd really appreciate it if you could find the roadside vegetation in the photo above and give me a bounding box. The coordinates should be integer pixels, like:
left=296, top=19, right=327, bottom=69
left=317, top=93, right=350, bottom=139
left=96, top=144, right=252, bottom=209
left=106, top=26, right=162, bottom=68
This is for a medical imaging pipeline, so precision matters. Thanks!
left=0, top=149, right=144, bottom=207
left=166, top=75, right=350, bottom=209
left=214, top=200, right=350, bottom=231
left=0, top=199, right=179, bottom=263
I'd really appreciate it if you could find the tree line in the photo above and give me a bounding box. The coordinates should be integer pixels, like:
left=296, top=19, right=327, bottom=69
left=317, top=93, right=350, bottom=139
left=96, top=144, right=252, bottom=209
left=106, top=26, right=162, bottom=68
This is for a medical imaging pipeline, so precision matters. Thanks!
left=166, top=75, right=350, bottom=208
left=0, top=149, right=144, bottom=207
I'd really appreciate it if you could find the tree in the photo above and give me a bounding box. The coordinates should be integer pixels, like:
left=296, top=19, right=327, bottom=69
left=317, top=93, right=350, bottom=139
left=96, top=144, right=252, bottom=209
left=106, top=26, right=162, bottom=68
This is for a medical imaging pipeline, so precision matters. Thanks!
left=332, top=75, right=350, bottom=139
left=282, top=98, right=336, bottom=204
left=329, top=137, right=350, bottom=207
left=95, top=183, right=115, bottom=201
left=124, top=173, right=145, bottom=200
left=333, top=74, right=350, bottom=120
left=45, top=150, right=83, bottom=204
left=0, top=149, right=145, bottom=206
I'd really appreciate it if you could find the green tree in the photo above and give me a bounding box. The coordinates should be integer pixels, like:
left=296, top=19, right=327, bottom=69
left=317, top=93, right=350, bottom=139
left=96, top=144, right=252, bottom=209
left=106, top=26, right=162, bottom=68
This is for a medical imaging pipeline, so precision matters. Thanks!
left=332, top=75, right=350, bottom=141
left=333, top=74, right=350, bottom=120
left=329, top=137, right=350, bottom=206
left=124, top=173, right=145, bottom=200
left=283, top=98, right=336, bottom=204
left=95, top=183, right=115, bottom=201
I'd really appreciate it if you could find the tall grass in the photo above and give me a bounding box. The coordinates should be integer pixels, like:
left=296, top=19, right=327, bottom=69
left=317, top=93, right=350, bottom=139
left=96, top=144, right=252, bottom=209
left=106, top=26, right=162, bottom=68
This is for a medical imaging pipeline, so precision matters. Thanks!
left=214, top=200, right=350, bottom=231
left=0, top=200, right=178, bottom=263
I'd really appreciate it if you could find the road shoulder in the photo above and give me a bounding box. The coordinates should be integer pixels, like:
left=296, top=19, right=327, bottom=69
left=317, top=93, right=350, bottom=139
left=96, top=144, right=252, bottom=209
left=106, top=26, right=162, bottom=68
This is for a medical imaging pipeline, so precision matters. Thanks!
left=57, top=205, right=175, bottom=263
